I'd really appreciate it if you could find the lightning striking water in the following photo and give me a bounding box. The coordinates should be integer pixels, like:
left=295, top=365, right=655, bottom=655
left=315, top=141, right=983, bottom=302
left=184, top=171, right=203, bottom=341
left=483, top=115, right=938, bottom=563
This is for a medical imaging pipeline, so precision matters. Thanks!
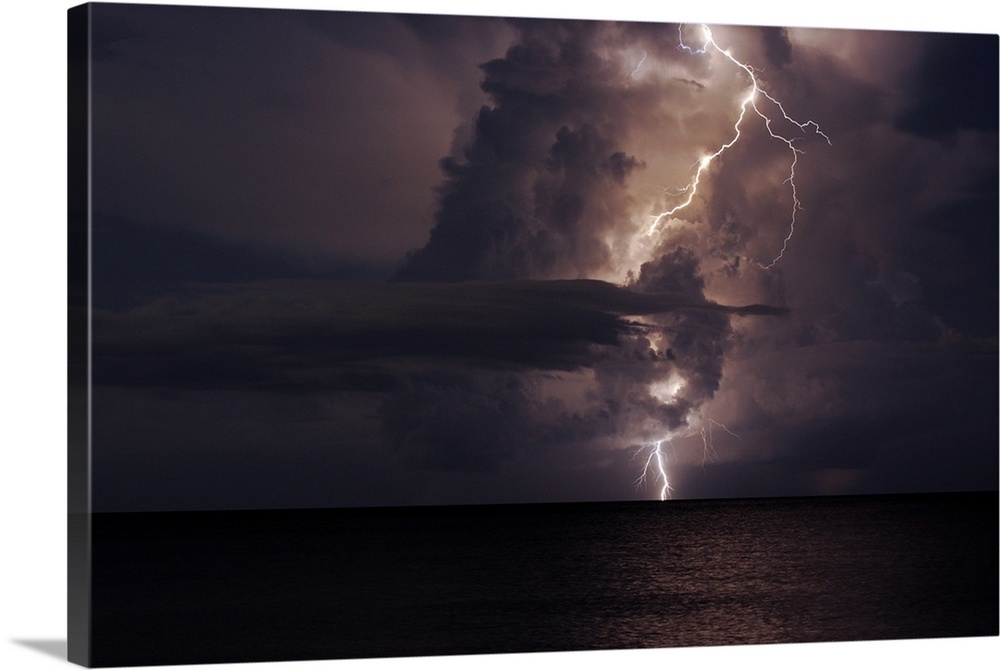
left=628, top=25, right=828, bottom=500
left=646, top=24, right=830, bottom=269
left=632, top=417, right=741, bottom=500
left=635, top=440, right=672, bottom=501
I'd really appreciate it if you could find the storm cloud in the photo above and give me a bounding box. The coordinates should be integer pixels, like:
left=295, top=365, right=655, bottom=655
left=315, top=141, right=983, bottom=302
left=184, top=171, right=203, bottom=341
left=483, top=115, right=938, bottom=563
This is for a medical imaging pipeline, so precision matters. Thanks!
left=396, top=20, right=649, bottom=281
left=86, top=5, right=996, bottom=510
left=93, top=279, right=785, bottom=490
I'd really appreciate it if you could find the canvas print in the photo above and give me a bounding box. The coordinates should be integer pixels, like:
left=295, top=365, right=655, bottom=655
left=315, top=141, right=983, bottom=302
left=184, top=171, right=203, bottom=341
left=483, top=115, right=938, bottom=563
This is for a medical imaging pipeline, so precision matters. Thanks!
left=68, top=2, right=998, bottom=667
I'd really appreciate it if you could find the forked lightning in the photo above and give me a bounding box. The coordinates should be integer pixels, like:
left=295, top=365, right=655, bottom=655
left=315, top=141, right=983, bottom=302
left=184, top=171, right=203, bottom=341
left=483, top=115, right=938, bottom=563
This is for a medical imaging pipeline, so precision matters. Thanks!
left=646, top=24, right=830, bottom=270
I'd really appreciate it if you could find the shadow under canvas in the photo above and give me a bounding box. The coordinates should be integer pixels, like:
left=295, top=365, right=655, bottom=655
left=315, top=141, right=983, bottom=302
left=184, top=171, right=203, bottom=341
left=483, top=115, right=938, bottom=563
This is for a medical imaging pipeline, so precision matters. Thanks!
left=11, top=639, right=68, bottom=662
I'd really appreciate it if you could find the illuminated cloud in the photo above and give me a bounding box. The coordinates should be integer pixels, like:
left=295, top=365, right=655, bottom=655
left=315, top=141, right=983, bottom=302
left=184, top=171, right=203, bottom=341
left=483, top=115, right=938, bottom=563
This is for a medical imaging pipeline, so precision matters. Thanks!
left=88, top=5, right=997, bottom=510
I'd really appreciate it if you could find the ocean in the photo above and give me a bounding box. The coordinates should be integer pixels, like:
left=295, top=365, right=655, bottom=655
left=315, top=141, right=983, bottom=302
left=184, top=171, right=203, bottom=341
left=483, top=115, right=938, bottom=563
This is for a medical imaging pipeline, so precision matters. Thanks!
left=88, top=492, right=998, bottom=667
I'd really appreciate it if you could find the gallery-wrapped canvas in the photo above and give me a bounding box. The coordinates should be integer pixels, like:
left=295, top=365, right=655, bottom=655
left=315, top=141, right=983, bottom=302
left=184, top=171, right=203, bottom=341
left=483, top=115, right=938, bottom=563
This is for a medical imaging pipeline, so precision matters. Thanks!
left=68, top=2, right=998, bottom=667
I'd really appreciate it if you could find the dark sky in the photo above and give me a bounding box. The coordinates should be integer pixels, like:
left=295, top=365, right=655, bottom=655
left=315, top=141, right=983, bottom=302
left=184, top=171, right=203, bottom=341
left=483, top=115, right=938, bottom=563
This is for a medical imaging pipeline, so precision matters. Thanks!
left=86, top=3, right=998, bottom=511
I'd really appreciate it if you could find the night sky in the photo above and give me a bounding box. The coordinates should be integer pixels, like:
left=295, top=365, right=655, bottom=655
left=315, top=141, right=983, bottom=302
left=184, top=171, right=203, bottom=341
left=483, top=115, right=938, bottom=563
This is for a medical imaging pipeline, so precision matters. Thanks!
left=86, top=3, right=998, bottom=511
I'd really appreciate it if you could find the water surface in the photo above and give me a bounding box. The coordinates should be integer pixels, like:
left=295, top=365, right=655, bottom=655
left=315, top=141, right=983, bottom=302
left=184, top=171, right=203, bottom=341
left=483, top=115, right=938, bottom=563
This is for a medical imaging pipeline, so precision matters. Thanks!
left=90, top=492, right=998, bottom=666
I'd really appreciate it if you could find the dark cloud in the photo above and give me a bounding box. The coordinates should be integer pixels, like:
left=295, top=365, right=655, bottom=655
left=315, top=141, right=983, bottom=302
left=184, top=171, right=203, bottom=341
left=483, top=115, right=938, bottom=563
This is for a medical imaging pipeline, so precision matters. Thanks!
left=901, top=189, right=999, bottom=338
left=895, top=33, right=999, bottom=139
left=761, top=26, right=793, bottom=69
left=92, top=279, right=785, bottom=494
left=379, top=369, right=542, bottom=473
left=396, top=20, right=650, bottom=281
left=93, top=279, right=780, bottom=388
left=699, top=318, right=998, bottom=496
left=89, top=4, right=511, bottom=274
left=628, top=249, right=731, bottom=409
left=91, top=214, right=366, bottom=309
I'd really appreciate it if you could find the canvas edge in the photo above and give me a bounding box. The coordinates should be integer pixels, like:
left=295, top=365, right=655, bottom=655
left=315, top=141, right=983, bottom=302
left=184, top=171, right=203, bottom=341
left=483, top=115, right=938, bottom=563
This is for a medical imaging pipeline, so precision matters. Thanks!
left=68, top=2, right=93, bottom=667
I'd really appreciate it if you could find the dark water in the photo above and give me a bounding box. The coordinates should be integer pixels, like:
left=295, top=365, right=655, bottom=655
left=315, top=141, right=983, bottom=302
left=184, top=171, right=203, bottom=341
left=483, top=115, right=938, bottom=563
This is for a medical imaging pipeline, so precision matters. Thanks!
left=90, top=492, right=998, bottom=667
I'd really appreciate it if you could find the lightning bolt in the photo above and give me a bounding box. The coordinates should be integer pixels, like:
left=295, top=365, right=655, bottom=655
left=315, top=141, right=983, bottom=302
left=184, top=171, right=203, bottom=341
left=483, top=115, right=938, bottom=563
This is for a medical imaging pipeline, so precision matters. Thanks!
left=628, top=26, right=821, bottom=500
left=700, top=418, right=741, bottom=467
left=631, top=417, right=740, bottom=501
left=635, top=439, right=672, bottom=501
left=630, top=49, right=648, bottom=78
left=646, top=24, right=830, bottom=269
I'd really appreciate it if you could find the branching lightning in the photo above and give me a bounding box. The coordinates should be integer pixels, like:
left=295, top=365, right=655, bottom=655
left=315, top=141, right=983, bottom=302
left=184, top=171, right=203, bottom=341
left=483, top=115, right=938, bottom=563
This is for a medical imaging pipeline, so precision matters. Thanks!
left=645, top=24, right=830, bottom=269
left=700, top=418, right=740, bottom=467
left=632, top=416, right=741, bottom=500
left=635, top=439, right=672, bottom=501
left=626, top=26, right=825, bottom=499
left=625, top=27, right=823, bottom=500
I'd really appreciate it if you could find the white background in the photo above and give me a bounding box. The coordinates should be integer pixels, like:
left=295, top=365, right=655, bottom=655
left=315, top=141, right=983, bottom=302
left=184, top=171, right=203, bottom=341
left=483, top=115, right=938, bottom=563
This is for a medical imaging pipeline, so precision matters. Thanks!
left=1, top=1, right=996, bottom=669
